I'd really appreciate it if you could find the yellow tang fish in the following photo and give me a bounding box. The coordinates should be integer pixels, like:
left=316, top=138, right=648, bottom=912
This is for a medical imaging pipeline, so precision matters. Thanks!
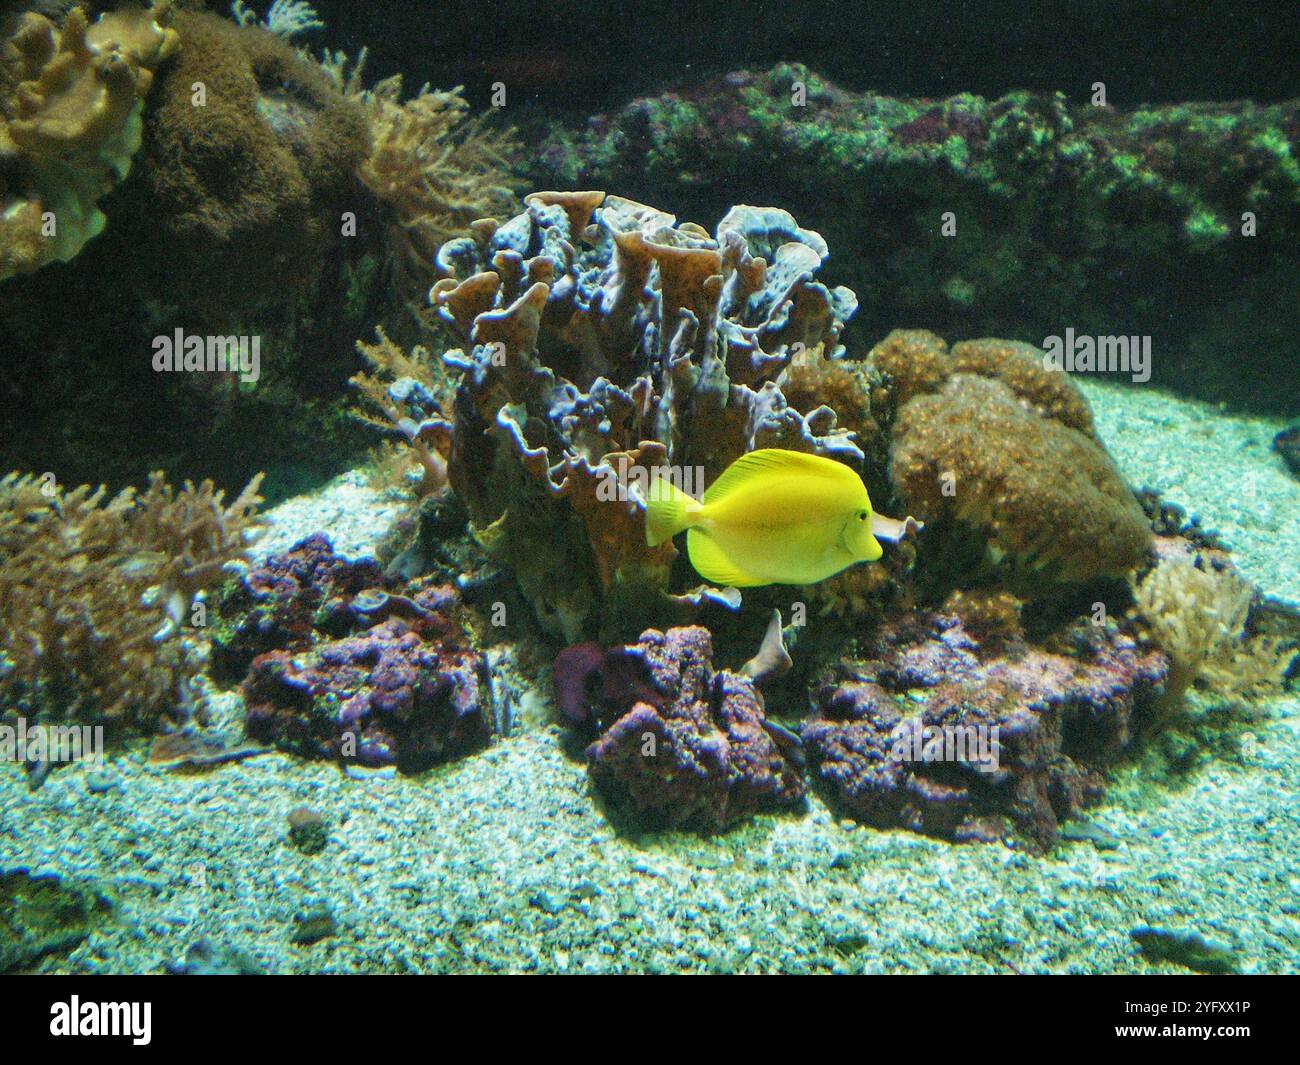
left=645, top=448, right=909, bottom=587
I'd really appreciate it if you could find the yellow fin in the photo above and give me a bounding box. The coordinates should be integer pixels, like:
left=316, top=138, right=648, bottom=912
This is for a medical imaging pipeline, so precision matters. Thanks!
left=687, top=529, right=765, bottom=587
left=645, top=477, right=700, bottom=547
left=703, top=448, right=858, bottom=504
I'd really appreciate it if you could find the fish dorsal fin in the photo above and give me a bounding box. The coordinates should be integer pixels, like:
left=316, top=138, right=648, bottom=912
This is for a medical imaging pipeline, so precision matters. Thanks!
left=687, top=529, right=766, bottom=587
left=703, top=448, right=858, bottom=505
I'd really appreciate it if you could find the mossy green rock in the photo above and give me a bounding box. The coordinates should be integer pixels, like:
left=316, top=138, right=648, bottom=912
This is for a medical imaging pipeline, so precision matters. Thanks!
left=0, top=868, right=112, bottom=973
left=528, top=62, right=1300, bottom=411
left=1131, top=926, right=1239, bottom=975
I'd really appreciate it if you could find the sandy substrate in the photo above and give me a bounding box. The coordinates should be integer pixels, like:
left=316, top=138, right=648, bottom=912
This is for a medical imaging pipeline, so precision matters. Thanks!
left=2, top=382, right=1297, bottom=974
left=1079, top=379, right=1300, bottom=607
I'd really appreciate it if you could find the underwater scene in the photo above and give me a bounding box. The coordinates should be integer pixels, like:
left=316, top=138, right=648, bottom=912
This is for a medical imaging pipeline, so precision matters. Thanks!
left=0, top=0, right=1298, bottom=985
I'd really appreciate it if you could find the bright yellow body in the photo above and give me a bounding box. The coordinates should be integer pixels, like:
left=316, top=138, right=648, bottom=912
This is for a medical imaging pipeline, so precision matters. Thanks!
left=645, top=449, right=884, bottom=587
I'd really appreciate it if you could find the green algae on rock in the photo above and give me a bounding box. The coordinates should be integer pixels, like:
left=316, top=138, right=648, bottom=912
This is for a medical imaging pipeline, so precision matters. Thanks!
left=0, top=868, right=112, bottom=973
left=528, top=63, right=1300, bottom=410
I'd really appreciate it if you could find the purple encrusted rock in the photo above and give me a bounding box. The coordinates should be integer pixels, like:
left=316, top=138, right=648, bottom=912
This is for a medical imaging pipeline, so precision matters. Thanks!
left=584, top=626, right=805, bottom=831
left=212, top=534, right=388, bottom=679
left=243, top=618, right=492, bottom=774
left=803, top=611, right=1168, bottom=850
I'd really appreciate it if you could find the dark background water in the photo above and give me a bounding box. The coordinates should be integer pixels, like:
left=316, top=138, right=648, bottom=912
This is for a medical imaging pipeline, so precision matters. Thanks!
left=311, top=0, right=1300, bottom=114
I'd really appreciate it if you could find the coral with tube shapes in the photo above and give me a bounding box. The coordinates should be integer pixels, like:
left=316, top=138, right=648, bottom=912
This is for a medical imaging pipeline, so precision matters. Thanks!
left=874, top=329, right=1151, bottom=582
left=0, top=1, right=178, bottom=281
left=0, top=470, right=262, bottom=728
left=428, top=190, right=861, bottom=640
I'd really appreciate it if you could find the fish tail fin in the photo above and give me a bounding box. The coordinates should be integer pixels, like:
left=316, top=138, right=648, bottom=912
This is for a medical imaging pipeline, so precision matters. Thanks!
left=645, top=477, right=701, bottom=547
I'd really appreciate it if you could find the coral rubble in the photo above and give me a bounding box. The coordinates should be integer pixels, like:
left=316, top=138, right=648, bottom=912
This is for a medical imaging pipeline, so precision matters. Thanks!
left=0, top=868, right=111, bottom=973
left=244, top=616, right=491, bottom=772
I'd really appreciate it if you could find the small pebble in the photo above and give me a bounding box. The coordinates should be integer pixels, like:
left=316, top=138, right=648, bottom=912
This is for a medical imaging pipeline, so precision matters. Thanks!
left=292, top=907, right=337, bottom=945
left=287, top=806, right=328, bottom=855
left=85, top=771, right=116, bottom=795
left=344, top=764, right=396, bottom=781
left=529, top=891, right=564, bottom=914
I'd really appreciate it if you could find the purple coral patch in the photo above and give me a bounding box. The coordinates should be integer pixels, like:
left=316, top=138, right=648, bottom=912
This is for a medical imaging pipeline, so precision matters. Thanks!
left=228, top=535, right=496, bottom=773
left=244, top=618, right=491, bottom=774
left=584, top=626, right=805, bottom=830
left=802, top=611, right=1168, bottom=850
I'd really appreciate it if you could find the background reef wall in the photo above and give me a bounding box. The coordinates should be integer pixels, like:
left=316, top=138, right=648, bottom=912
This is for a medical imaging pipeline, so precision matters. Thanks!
left=524, top=65, right=1300, bottom=413
left=0, top=7, right=382, bottom=500
left=308, top=0, right=1300, bottom=115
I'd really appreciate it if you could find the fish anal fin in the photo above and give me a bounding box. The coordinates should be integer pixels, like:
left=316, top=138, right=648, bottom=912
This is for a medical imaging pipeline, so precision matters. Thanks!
left=687, top=529, right=765, bottom=587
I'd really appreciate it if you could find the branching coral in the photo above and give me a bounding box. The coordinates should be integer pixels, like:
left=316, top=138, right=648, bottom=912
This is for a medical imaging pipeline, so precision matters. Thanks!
left=350, top=326, right=453, bottom=498
left=0, top=1, right=179, bottom=280
left=231, top=1, right=323, bottom=40
left=0, top=470, right=262, bottom=727
left=1132, top=550, right=1291, bottom=712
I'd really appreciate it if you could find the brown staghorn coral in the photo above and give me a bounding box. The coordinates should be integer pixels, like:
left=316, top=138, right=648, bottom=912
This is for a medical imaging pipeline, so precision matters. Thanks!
left=875, top=329, right=1151, bottom=583
left=425, top=190, right=863, bottom=640
left=0, top=469, right=262, bottom=727
left=0, top=1, right=178, bottom=280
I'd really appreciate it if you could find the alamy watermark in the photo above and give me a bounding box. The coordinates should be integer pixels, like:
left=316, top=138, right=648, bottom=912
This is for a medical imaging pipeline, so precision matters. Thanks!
left=1042, top=328, right=1151, bottom=383
left=0, top=717, right=104, bottom=767
left=152, top=328, right=261, bottom=385
left=890, top=718, right=1001, bottom=773
left=595, top=457, right=706, bottom=503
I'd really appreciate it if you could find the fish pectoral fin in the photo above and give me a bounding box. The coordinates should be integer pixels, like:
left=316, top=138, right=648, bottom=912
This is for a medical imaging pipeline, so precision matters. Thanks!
left=862, top=534, right=883, bottom=562
left=687, top=529, right=765, bottom=588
